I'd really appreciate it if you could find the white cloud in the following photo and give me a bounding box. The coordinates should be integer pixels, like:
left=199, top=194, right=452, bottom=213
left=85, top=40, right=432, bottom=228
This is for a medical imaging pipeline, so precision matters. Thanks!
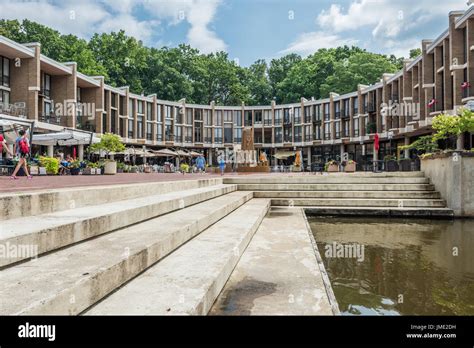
left=143, top=0, right=226, bottom=53
left=317, top=0, right=467, bottom=39
left=280, top=31, right=358, bottom=56
left=0, top=0, right=226, bottom=52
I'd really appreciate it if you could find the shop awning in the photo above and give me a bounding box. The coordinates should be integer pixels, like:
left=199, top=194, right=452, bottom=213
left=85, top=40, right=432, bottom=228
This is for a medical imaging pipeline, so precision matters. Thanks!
left=273, top=151, right=296, bottom=160
left=32, top=129, right=98, bottom=146
left=153, top=149, right=178, bottom=157
left=188, top=151, right=204, bottom=157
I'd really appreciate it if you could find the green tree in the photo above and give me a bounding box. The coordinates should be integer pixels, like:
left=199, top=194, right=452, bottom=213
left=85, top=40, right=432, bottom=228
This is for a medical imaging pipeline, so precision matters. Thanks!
left=409, top=48, right=422, bottom=58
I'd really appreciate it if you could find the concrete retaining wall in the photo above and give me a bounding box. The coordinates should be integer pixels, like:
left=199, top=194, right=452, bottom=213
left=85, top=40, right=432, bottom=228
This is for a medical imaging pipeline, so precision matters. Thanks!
left=421, top=154, right=474, bottom=217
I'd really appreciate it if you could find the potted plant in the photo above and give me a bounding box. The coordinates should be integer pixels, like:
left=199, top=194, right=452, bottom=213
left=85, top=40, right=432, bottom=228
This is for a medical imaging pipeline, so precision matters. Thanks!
left=39, top=156, right=60, bottom=175
left=366, top=122, right=377, bottom=134
left=344, top=159, right=356, bottom=172
left=325, top=160, right=339, bottom=172
left=89, top=133, right=125, bottom=175
left=117, top=162, right=125, bottom=173
left=384, top=155, right=398, bottom=172
left=180, top=163, right=189, bottom=174
left=69, top=160, right=82, bottom=175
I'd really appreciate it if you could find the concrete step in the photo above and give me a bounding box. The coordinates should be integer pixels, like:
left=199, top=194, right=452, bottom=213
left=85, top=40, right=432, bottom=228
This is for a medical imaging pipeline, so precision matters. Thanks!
left=303, top=206, right=454, bottom=218
left=237, top=183, right=435, bottom=191
left=271, top=198, right=446, bottom=208
left=0, top=178, right=223, bottom=221
left=254, top=190, right=442, bottom=199
left=210, top=208, right=335, bottom=315
left=223, top=174, right=429, bottom=185
left=86, top=199, right=271, bottom=315
left=0, top=183, right=237, bottom=268
left=0, top=191, right=253, bottom=315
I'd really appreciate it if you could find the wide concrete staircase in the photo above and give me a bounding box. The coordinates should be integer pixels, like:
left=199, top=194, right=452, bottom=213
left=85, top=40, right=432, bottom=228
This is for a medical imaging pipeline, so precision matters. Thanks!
left=224, top=172, right=453, bottom=217
left=0, top=172, right=452, bottom=315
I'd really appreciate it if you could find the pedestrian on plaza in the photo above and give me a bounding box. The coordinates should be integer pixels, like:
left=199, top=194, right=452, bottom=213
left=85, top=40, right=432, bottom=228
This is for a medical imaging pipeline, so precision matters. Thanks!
left=196, top=155, right=206, bottom=174
left=0, top=131, right=13, bottom=162
left=10, top=129, right=32, bottom=180
left=218, top=156, right=226, bottom=176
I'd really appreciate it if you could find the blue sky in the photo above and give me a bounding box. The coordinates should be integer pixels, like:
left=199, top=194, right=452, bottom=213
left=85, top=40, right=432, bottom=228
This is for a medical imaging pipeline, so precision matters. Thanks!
left=0, top=0, right=470, bottom=66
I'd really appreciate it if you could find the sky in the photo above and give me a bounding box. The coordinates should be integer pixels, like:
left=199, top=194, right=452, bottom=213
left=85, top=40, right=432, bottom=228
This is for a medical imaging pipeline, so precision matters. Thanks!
left=0, top=0, right=470, bottom=66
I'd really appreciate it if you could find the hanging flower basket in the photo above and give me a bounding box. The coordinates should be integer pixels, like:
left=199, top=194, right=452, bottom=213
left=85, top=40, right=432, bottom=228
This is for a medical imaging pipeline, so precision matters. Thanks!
left=427, top=99, right=437, bottom=108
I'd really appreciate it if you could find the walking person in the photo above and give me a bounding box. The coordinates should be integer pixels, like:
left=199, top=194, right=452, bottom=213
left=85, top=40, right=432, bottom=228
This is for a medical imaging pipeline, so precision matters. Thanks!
left=218, top=156, right=226, bottom=176
left=10, top=129, right=32, bottom=180
left=196, top=154, right=206, bottom=174
left=0, top=131, right=13, bottom=162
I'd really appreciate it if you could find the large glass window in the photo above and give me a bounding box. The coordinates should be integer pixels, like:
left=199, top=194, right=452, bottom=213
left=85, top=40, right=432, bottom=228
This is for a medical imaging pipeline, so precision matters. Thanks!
left=204, top=110, right=212, bottom=126
left=194, top=122, right=202, bottom=142
left=233, top=110, right=242, bottom=126
left=323, top=103, right=330, bottom=121
left=137, top=116, right=144, bottom=138
left=264, top=110, right=272, bottom=126
left=128, top=119, right=134, bottom=138
left=128, top=99, right=134, bottom=116
left=224, top=124, right=232, bottom=143
left=157, top=104, right=162, bottom=122
left=186, top=109, right=193, bottom=125
left=254, top=110, right=262, bottom=124
left=42, top=73, right=51, bottom=97
left=244, top=111, right=252, bottom=126
left=234, top=128, right=242, bottom=143
left=0, top=90, right=10, bottom=105
left=274, top=109, right=282, bottom=125
left=215, top=110, right=223, bottom=126
left=146, top=102, right=152, bottom=121
left=1, top=56, right=10, bottom=87
left=214, top=128, right=222, bottom=143
left=146, top=123, right=152, bottom=140
left=224, top=110, right=232, bottom=122
left=274, top=127, right=282, bottom=143
left=294, top=107, right=301, bottom=124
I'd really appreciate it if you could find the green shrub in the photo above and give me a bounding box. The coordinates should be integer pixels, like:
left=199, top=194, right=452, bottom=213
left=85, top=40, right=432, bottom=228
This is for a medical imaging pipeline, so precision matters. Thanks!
left=39, top=156, right=60, bottom=175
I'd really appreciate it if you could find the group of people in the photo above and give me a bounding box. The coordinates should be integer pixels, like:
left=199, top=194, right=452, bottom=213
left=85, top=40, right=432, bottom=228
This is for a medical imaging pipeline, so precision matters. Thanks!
left=0, top=129, right=32, bottom=179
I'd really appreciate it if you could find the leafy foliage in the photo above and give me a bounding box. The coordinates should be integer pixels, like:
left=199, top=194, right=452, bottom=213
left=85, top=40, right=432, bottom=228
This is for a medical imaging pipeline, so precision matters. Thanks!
left=90, top=133, right=126, bottom=156
left=0, top=19, right=410, bottom=105
left=399, top=135, right=439, bottom=153
left=432, top=109, right=474, bottom=141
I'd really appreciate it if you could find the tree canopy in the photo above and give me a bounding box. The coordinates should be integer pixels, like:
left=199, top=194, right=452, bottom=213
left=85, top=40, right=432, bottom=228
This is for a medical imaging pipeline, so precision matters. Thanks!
left=0, top=19, right=411, bottom=106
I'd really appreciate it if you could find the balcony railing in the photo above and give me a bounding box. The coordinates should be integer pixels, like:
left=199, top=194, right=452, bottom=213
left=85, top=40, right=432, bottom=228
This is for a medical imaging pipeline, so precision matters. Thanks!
left=368, top=103, right=375, bottom=113
left=264, top=119, right=272, bottom=126
left=274, top=119, right=282, bottom=125
left=274, top=136, right=282, bottom=143
left=353, top=129, right=359, bottom=137
left=156, top=134, right=163, bottom=141
left=174, top=136, right=183, bottom=142
left=335, top=131, right=341, bottom=139
left=185, top=136, right=193, bottom=143
left=128, top=131, right=134, bottom=138
left=324, top=133, right=331, bottom=140
left=294, top=117, right=301, bottom=124
left=335, top=111, right=341, bottom=119
left=234, top=137, right=242, bottom=143
left=165, top=134, right=174, bottom=142
left=214, top=137, right=223, bottom=143
left=204, top=137, right=212, bottom=143
left=304, top=134, right=312, bottom=142
left=146, top=133, right=152, bottom=140
left=0, top=102, right=27, bottom=118
left=40, top=113, right=62, bottom=125
left=353, top=107, right=359, bottom=115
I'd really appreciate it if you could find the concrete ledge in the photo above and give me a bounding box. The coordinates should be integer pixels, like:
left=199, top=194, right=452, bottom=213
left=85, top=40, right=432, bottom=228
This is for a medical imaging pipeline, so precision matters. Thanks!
left=304, top=207, right=454, bottom=218
left=237, top=183, right=435, bottom=191
left=0, top=184, right=236, bottom=268
left=0, top=191, right=253, bottom=315
left=86, top=199, right=271, bottom=315
left=210, top=208, right=334, bottom=315
left=271, top=198, right=446, bottom=208
left=254, top=190, right=441, bottom=199
left=0, top=178, right=224, bottom=221
left=421, top=155, right=474, bottom=217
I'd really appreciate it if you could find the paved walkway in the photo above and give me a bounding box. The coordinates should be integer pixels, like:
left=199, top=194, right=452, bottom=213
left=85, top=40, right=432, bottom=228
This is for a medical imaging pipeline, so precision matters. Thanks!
left=0, top=173, right=225, bottom=193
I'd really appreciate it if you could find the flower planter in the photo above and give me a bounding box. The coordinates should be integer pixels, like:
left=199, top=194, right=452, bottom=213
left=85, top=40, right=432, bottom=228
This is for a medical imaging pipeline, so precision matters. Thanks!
left=104, top=161, right=117, bottom=175
left=29, top=165, right=39, bottom=175
left=144, top=166, right=152, bottom=173
left=96, top=168, right=102, bottom=175
left=344, top=162, right=356, bottom=172
left=399, top=159, right=412, bottom=171
left=39, top=167, right=47, bottom=175
left=70, top=168, right=81, bottom=175
left=327, top=164, right=339, bottom=172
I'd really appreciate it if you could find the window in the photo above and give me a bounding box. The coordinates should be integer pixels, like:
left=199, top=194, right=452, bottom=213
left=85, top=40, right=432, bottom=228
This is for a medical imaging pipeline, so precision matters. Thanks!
left=304, top=106, right=313, bottom=123
left=175, top=106, right=183, bottom=124
left=244, top=111, right=252, bottom=126
left=294, top=107, right=301, bottom=124
left=315, top=105, right=322, bottom=121
left=137, top=101, right=144, bottom=114
left=335, top=121, right=340, bottom=139
left=128, top=119, right=134, bottom=138
left=274, top=109, right=282, bottom=125
left=214, top=128, right=222, bottom=143
left=323, top=103, right=330, bottom=121
left=284, top=108, right=291, bottom=124
left=146, top=103, right=153, bottom=121
left=215, top=110, right=223, bottom=126
left=137, top=116, right=144, bottom=138
left=204, top=110, right=212, bottom=126
left=313, top=124, right=321, bottom=140
left=324, top=123, right=330, bottom=140
left=254, top=110, right=262, bottom=124
left=264, top=110, right=272, bottom=126
left=185, top=127, right=192, bottom=143
left=195, top=109, right=202, bottom=121
left=234, top=128, right=242, bottom=143
left=111, top=93, right=117, bottom=108
left=204, top=128, right=212, bottom=143
left=1, top=56, right=10, bottom=87
left=146, top=123, right=152, bottom=140
left=233, top=110, right=242, bottom=126
left=186, top=109, right=193, bottom=125
left=335, top=102, right=340, bottom=119
left=165, top=119, right=173, bottom=141
left=128, top=99, right=134, bottom=116
left=194, top=122, right=202, bottom=142
left=353, top=118, right=359, bottom=137
left=224, top=110, right=232, bottom=122
left=111, top=109, right=116, bottom=133
left=294, top=126, right=302, bottom=142
left=156, top=124, right=163, bottom=141
left=0, top=90, right=10, bottom=105
left=165, top=105, right=172, bottom=119
left=157, top=104, right=162, bottom=122
left=353, top=97, right=359, bottom=115
left=43, top=73, right=51, bottom=97
left=274, top=127, right=282, bottom=143
left=174, top=126, right=182, bottom=142
left=304, top=125, right=311, bottom=141
left=283, top=125, right=292, bottom=142
left=224, top=124, right=232, bottom=143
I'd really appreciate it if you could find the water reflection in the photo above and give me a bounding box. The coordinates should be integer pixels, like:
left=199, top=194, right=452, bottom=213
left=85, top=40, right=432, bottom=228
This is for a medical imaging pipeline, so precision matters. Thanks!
left=309, top=217, right=474, bottom=315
